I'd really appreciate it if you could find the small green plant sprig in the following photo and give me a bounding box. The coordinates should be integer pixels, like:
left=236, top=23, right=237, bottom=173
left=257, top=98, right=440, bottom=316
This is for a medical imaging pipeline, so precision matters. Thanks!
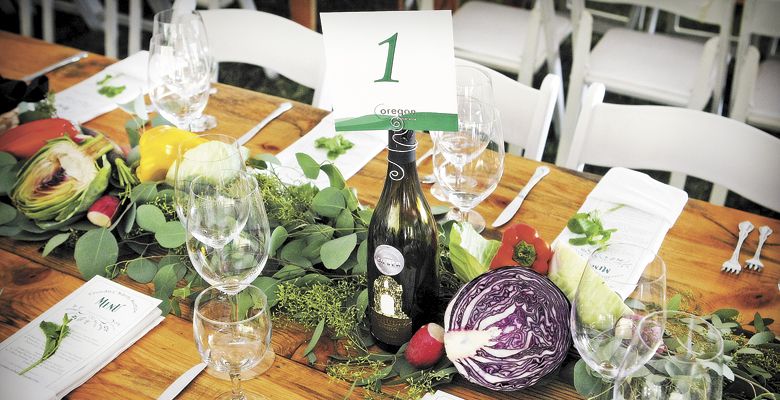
left=566, top=206, right=622, bottom=246
left=19, top=314, right=71, bottom=376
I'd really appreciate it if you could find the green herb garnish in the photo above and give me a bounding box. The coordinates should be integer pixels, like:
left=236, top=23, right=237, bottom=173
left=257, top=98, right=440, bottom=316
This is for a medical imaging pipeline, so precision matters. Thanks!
left=19, top=314, right=71, bottom=375
left=566, top=210, right=617, bottom=246
left=97, top=74, right=113, bottom=85
left=315, top=135, right=354, bottom=160
left=98, top=85, right=126, bottom=98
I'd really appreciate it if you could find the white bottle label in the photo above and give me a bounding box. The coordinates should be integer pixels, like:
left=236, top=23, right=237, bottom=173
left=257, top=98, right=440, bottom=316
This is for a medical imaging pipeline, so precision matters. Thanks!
left=374, top=245, right=404, bottom=276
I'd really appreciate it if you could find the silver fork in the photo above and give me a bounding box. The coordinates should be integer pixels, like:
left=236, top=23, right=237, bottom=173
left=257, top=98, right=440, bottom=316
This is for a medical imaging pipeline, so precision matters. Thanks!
left=746, top=225, right=772, bottom=271
left=722, top=221, right=754, bottom=274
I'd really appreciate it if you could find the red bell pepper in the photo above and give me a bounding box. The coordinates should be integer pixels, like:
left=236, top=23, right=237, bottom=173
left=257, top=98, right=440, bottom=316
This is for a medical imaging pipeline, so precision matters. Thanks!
left=0, top=118, right=80, bottom=159
left=490, top=223, right=552, bottom=275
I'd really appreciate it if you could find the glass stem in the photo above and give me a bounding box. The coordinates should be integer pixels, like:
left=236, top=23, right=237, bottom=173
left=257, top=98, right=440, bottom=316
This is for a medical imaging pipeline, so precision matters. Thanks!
left=229, top=368, right=244, bottom=400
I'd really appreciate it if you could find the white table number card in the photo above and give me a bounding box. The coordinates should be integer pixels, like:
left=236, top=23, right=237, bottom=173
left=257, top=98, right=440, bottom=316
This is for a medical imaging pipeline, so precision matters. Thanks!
left=321, top=11, right=458, bottom=132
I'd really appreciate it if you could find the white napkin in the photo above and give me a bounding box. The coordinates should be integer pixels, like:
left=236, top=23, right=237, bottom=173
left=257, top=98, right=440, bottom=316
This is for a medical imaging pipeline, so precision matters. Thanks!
left=553, top=167, right=688, bottom=298
left=274, top=115, right=386, bottom=188
left=421, top=390, right=464, bottom=400
left=54, top=51, right=149, bottom=124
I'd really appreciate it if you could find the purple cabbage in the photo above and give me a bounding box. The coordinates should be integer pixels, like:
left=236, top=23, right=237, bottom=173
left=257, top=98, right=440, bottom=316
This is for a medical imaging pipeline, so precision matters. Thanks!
left=443, top=266, right=571, bottom=391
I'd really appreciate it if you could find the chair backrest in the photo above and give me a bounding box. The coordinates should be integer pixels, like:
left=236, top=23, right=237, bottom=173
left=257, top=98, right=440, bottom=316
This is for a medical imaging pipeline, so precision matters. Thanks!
left=572, top=0, right=734, bottom=27
left=732, top=0, right=780, bottom=109
left=567, top=83, right=780, bottom=212
left=456, top=58, right=560, bottom=161
left=198, top=9, right=326, bottom=106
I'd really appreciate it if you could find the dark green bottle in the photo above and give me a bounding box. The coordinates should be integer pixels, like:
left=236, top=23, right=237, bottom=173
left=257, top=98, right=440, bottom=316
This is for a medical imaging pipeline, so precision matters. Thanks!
left=367, top=129, right=440, bottom=351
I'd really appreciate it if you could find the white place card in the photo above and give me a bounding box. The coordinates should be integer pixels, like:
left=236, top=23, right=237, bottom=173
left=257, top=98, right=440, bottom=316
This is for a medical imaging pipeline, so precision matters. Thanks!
left=55, top=51, right=149, bottom=124
left=0, top=276, right=163, bottom=399
left=321, top=11, right=458, bottom=132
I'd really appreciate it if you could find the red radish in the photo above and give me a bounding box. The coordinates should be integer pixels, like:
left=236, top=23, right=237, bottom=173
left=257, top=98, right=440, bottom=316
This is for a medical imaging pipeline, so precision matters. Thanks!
left=87, top=195, right=120, bottom=227
left=405, top=323, right=445, bottom=369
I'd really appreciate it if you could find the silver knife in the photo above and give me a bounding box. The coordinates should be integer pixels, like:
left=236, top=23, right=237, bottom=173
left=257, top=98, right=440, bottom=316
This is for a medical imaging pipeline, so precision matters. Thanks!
left=237, top=102, right=293, bottom=146
left=491, top=166, right=550, bottom=228
left=22, top=51, right=88, bottom=82
left=157, top=362, right=207, bottom=400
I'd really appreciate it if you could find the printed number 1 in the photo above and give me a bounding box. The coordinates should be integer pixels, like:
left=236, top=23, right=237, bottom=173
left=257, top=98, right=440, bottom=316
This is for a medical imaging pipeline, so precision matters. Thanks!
left=375, top=33, right=399, bottom=83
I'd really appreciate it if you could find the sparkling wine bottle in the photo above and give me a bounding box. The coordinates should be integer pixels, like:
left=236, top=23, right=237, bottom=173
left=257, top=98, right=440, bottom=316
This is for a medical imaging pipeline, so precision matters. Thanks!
left=367, top=129, right=440, bottom=351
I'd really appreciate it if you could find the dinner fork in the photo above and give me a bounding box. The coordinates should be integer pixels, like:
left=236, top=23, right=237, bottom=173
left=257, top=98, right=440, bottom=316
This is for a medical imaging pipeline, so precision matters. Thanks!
left=722, top=221, right=754, bottom=274
left=746, top=225, right=772, bottom=271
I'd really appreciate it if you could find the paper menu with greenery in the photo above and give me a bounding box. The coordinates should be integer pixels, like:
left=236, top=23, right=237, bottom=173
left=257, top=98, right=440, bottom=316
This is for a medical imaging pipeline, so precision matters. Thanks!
left=0, top=276, right=162, bottom=399
left=321, top=11, right=458, bottom=132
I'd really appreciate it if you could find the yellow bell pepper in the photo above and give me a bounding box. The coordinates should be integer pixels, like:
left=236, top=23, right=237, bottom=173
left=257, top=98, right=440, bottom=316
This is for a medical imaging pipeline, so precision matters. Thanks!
left=136, top=125, right=205, bottom=182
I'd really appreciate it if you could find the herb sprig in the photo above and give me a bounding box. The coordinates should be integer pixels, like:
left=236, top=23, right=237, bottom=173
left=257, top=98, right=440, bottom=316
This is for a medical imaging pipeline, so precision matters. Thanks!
left=19, top=314, right=71, bottom=375
left=566, top=208, right=619, bottom=246
left=315, top=135, right=354, bottom=160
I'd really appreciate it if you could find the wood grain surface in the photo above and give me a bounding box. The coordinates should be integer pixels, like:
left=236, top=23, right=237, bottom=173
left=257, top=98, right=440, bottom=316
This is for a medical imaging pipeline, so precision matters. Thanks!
left=0, top=31, right=778, bottom=400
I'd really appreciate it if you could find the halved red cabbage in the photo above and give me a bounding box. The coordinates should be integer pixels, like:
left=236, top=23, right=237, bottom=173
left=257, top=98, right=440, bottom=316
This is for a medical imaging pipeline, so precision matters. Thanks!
left=444, top=266, right=571, bottom=391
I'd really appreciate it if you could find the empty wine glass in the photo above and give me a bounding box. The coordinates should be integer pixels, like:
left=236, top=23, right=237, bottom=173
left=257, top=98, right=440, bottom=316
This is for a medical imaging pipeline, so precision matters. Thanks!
left=148, top=15, right=211, bottom=131
left=193, top=283, right=272, bottom=400
left=571, top=242, right=667, bottom=380
left=153, top=8, right=217, bottom=131
left=173, top=133, right=244, bottom=224
left=432, top=101, right=503, bottom=232
left=613, top=311, right=724, bottom=400
left=185, top=170, right=270, bottom=289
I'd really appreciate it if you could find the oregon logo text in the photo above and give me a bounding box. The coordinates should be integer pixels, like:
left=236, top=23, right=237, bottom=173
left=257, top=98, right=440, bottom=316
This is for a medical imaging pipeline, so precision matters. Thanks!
left=374, top=245, right=405, bottom=276
left=374, top=104, right=416, bottom=117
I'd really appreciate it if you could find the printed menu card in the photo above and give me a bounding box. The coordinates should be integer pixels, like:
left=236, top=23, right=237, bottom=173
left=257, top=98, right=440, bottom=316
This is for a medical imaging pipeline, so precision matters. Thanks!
left=0, top=276, right=163, bottom=400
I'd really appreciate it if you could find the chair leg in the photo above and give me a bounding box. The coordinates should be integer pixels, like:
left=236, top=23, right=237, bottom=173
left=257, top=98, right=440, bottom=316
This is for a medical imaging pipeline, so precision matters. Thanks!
left=42, top=0, right=54, bottom=42
left=551, top=57, right=566, bottom=139
left=647, top=8, right=659, bottom=34
left=709, top=184, right=728, bottom=206
left=128, top=0, right=142, bottom=55
left=103, top=0, right=118, bottom=58
left=19, top=0, right=32, bottom=37
left=557, top=75, right=584, bottom=166
left=669, top=171, right=686, bottom=191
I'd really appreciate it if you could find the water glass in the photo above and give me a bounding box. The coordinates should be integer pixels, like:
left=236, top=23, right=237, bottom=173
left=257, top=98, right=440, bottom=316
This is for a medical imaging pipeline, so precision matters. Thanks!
left=571, top=242, right=667, bottom=380
left=613, top=311, right=724, bottom=400
left=193, top=283, right=272, bottom=400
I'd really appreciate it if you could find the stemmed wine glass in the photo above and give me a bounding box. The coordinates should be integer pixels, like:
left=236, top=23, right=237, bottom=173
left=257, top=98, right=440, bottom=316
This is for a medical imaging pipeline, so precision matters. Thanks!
left=613, top=311, right=724, bottom=400
left=571, top=242, right=667, bottom=381
left=173, top=133, right=244, bottom=225
left=193, top=283, right=272, bottom=400
left=432, top=101, right=504, bottom=233
left=152, top=8, right=218, bottom=131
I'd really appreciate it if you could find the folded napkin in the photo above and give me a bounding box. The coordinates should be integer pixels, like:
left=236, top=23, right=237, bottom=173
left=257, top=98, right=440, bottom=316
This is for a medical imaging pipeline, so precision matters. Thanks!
left=553, top=167, right=688, bottom=298
left=274, top=115, right=386, bottom=188
left=55, top=51, right=149, bottom=124
left=0, top=276, right=163, bottom=400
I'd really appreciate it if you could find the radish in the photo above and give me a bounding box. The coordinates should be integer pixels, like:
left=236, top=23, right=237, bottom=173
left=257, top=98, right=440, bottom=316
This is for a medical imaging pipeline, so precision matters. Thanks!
left=87, top=195, right=120, bottom=227
left=404, top=323, right=445, bottom=369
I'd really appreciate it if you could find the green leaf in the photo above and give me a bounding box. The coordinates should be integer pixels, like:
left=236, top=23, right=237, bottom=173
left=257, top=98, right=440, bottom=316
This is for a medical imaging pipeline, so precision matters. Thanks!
left=251, top=276, right=280, bottom=307
left=295, top=153, right=320, bottom=180
left=320, top=164, right=345, bottom=189
left=42, top=232, right=71, bottom=257
left=273, top=264, right=306, bottom=280
left=151, top=114, right=172, bottom=127
left=0, top=224, right=22, bottom=236
left=125, top=118, right=142, bottom=148
left=341, top=188, right=359, bottom=211
left=131, top=182, right=158, bottom=203
left=753, top=312, right=767, bottom=332
left=573, top=359, right=607, bottom=397
left=154, top=221, right=186, bottom=248
left=356, top=289, right=368, bottom=319
left=735, top=347, right=763, bottom=356
left=0, top=165, right=17, bottom=196
left=294, top=274, right=331, bottom=287
left=0, top=152, right=16, bottom=167
left=126, top=258, right=158, bottom=283
left=74, top=228, right=119, bottom=280
left=747, top=331, right=775, bottom=346
left=430, top=205, right=450, bottom=216
left=448, top=222, right=500, bottom=282
left=0, top=202, right=17, bottom=225
left=136, top=204, right=166, bottom=233
left=280, top=239, right=311, bottom=268
left=312, top=187, right=345, bottom=218
left=269, top=226, right=288, bottom=256
left=303, top=318, right=326, bottom=359
left=122, top=203, right=137, bottom=234
left=713, top=308, right=740, bottom=321
left=334, top=209, right=354, bottom=232
left=153, top=263, right=179, bottom=301
left=355, top=240, right=368, bottom=274
left=320, top=233, right=357, bottom=270
left=666, top=293, right=682, bottom=311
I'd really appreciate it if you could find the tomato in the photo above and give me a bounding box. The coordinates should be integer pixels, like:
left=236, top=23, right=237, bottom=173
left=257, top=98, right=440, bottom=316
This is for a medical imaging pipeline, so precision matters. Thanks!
left=489, top=223, right=552, bottom=275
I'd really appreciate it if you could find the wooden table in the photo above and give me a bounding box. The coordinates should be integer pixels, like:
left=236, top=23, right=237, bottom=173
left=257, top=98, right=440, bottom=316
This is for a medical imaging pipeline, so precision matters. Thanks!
left=0, top=31, right=778, bottom=400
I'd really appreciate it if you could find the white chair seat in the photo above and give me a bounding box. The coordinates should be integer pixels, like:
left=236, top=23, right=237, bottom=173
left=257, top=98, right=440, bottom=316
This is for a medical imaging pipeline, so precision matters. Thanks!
left=748, top=59, right=780, bottom=130
left=587, top=28, right=708, bottom=106
left=453, top=1, right=571, bottom=73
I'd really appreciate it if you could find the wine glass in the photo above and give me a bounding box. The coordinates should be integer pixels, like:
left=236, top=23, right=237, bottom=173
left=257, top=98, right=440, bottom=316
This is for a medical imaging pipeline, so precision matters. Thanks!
left=432, top=101, right=503, bottom=233
left=185, top=170, right=270, bottom=289
left=193, top=283, right=272, bottom=400
left=147, top=13, right=211, bottom=131
left=613, top=311, right=724, bottom=400
left=571, top=242, right=667, bottom=380
left=152, top=8, right=217, bottom=131
left=173, top=133, right=244, bottom=225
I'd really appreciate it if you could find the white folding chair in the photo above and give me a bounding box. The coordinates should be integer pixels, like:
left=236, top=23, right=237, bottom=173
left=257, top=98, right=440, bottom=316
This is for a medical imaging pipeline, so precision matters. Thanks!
left=199, top=9, right=327, bottom=108
left=566, top=83, right=780, bottom=213
left=730, top=0, right=780, bottom=132
left=560, top=0, right=735, bottom=169
left=454, top=59, right=560, bottom=161
left=446, top=0, right=570, bottom=137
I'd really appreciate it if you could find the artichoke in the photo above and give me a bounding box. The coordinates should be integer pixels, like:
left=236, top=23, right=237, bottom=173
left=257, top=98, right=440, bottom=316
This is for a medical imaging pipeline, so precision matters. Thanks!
left=11, top=133, right=114, bottom=225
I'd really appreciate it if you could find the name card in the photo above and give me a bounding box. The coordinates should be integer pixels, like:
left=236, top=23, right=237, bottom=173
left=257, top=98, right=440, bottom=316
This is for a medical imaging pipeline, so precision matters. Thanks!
left=321, top=11, right=458, bottom=132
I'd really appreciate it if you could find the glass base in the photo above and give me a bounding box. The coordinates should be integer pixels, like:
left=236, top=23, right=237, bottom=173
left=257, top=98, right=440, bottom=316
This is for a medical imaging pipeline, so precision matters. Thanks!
left=438, top=208, right=486, bottom=233
left=206, top=347, right=275, bottom=381
left=190, top=114, right=218, bottom=132
left=214, top=391, right=268, bottom=400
